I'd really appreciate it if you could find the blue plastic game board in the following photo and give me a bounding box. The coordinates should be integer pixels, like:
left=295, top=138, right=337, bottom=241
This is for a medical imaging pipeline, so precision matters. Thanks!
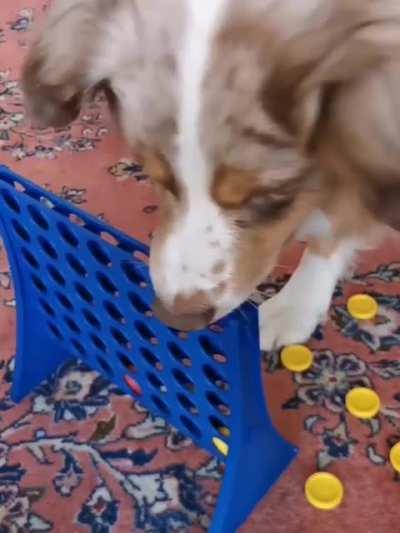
left=0, top=165, right=297, bottom=532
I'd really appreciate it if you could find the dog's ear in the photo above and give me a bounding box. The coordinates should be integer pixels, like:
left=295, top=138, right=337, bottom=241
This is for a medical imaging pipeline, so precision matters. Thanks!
left=263, top=8, right=397, bottom=151
left=22, top=0, right=111, bottom=128
left=263, top=5, right=400, bottom=230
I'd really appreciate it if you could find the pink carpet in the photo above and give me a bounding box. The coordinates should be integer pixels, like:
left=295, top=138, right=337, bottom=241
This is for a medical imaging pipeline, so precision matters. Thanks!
left=1, top=2, right=400, bottom=531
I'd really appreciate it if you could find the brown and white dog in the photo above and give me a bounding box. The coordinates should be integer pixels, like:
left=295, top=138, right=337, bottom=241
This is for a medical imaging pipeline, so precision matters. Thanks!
left=22, top=0, right=400, bottom=350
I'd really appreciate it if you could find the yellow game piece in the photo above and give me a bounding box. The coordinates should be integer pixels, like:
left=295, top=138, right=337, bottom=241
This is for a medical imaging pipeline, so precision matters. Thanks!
left=305, top=472, right=344, bottom=511
left=213, top=437, right=229, bottom=456
left=389, top=442, right=400, bottom=473
left=281, top=345, right=313, bottom=372
left=347, top=294, right=378, bottom=320
left=345, top=387, right=380, bottom=419
left=219, top=426, right=231, bottom=438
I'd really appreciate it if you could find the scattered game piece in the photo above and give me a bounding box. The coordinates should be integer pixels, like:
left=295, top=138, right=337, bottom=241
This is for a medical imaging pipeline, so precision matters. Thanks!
left=345, top=387, right=380, bottom=419
left=124, top=375, right=142, bottom=396
left=305, top=472, right=344, bottom=511
left=347, top=294, right=378, bottom=321
left=213, top=437, right=229, bottom=456
left=389, top=442, right=400, bottom=473
left=281, top=345, right=313, bottom=373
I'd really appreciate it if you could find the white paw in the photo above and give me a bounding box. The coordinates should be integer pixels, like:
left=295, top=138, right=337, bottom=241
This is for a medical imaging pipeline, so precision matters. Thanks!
left=259, top=294, right=328, bottom=351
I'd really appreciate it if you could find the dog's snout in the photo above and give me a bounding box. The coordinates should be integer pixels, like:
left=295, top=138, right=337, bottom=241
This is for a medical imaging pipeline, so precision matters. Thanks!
left=171, top=291, right=212, bottom=317
left=152, top=292, right=215, bottom=331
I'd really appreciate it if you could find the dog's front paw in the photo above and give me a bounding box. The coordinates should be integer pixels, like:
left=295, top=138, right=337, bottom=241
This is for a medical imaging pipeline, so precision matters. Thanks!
left=259, top=295, right=327, bottom=351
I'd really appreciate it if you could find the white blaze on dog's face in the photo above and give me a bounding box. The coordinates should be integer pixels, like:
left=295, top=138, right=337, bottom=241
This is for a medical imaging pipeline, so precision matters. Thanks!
left=150, top=0, right=236, bottom=320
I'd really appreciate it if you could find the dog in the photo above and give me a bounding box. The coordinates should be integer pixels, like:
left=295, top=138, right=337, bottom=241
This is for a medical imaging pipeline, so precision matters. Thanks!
left=22, top=0, right=400, bottom=350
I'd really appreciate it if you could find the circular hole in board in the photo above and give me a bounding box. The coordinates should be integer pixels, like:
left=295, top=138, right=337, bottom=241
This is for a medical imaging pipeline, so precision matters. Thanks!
left=87, top=240, right=111, bottom=267
left=115, top=240, right=135, bottom=254
left=47, top=265, right=66, bottom=287
left=97, top=356, right=114, bottom=377
left=31, top=274, right=47, bottom=294
left=66, top=254, right=87, bottom=277
left=38, top=236, right=57, bottom=259
left=121, top=261, right=147, bottom=287
left=207, top=392, right=231, bottom=417
left=203, top=365, right=229, bottom=391
left=177, top=393, right=199, bottom=415
left=91, top=334, right=107, bottom=353
left=110, top=327, right=131, bottom=350
left=140, top=347, right=163, bottom=371
left=75, top=282, right=94, bottom=304
left=96, top=272, right=119, bottom=296
left=124, top=374, right=142, bottom=396
left=117, top=352, right=136, bottom=373
left=172, top=368, right=195, bottom=393
left=147, top=372, right=167, bottom=393
left=72, top=339, right=86, bottom=355
left=168, top=343, right=192, bottom=367
left=180, top=415, right=201, bottom=439
left=21, top=247, right=39, bottom=269
left=199, top=336, right=227, bottom=364
left=209, top=416, right=231, bottom=438
left=82, top=308, right=101, bottom=329
left=57, top=222, right=79, bottom=247
left=56, top=291, right=74, bottom=311
left=11, top=219, right=30, bottom=242
left=103, top=300, right=126, bottom=324
left=2, top=189, right=21, bottom=212
left=64, top=315, right=81, bottom=334
left=128, top=292, right=152, bottom=316
left=39, top=298, right=55, bottom=317
left=47, top=321, right=63, bottom=341
left=27, top=204, right=49, bottom=230
left=151, top=394, right=170, bottom=414
left=135, top=321, right=158, bottom=345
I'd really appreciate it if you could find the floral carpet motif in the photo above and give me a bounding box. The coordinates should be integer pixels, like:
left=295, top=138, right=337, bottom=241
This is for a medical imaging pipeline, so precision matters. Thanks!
left=1, top=2, right=400, bottom=532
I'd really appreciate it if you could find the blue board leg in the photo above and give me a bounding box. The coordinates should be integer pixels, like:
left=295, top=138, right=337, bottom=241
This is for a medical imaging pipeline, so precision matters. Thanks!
left=11, top=317, right=73, bottom=403
left=9, top=273, right=74, bottom=401
left=210, top=427, right=297, bottom=533
left=208, top=307, right=298, bottom=532
left=0, top=212, right=73, bottom=403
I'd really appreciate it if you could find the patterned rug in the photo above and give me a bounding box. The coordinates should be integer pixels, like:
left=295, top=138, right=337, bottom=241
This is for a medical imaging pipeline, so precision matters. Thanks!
left=1, top=2, right=400, bottom=532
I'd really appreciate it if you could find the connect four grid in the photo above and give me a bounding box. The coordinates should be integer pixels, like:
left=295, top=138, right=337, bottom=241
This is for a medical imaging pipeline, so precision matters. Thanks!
left=0, top=165, right=297, bottom=533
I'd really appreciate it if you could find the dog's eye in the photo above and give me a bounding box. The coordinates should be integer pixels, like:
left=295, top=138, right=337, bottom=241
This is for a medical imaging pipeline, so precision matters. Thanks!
left=235, top=192, right=294, bottom=228
left=249, top=192, right=293, bottom=218
left=234, top=218, right=251, bottom=229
